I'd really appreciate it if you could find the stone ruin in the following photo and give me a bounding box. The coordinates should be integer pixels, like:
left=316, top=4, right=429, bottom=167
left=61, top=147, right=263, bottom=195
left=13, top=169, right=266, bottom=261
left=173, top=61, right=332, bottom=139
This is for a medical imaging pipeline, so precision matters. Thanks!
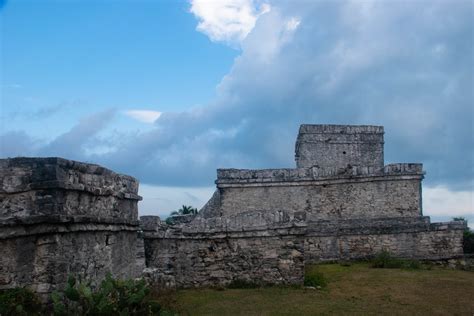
left=0, top=157, right=145, bottom=298
left=0, top=124, right=466, bottom=296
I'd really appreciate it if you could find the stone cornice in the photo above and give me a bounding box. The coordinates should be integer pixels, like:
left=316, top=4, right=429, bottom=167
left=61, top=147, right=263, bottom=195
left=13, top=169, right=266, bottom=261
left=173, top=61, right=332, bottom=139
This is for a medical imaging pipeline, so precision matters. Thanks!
left=0, top=157, right=142, bottom=200
left=216, top=164, right=424, bottom=188
left=0, top=216, right=139, bottom=239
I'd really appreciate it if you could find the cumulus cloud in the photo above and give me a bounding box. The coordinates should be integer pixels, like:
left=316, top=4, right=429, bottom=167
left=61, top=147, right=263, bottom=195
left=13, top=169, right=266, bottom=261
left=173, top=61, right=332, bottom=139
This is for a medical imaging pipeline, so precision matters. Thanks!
left=190, top=0, right=271, bottom=46
left=423, top=186, right=473, bottom=217
left=0, top=131, right=38, bottom=157
left=1, top=0, right=472, bottom=196
left=39, top=109, right=116, bottom=159
left=138, top=184, right=214, bottom=217
left=124, top=110, right=162, bottom=124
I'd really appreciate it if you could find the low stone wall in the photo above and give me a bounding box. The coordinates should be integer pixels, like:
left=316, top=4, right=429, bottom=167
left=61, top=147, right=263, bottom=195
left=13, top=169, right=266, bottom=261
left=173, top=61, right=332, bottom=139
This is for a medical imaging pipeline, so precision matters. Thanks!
left=0, top=157, right=144, bottom=296
left=140, top=214, right=465, bottom=288
left=304, top=218, right=465, bottom=262
left=141, top=215, right=305, bottom=288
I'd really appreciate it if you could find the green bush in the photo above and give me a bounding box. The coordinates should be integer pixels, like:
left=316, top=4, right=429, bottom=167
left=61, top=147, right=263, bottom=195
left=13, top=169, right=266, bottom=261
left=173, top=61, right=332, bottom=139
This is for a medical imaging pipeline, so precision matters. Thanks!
left=452, top=217, right=474, bottom=253
left=0, top=287, right=43, bottom=316
left=165, top=217, right=175, bottom=225
left=304, top=271, right=327, bottom=289
left=464, top=230, right=474, bottom=253
left=371, top=251, right=422, bottom=269
left=51, top=274, right=161, bottom=316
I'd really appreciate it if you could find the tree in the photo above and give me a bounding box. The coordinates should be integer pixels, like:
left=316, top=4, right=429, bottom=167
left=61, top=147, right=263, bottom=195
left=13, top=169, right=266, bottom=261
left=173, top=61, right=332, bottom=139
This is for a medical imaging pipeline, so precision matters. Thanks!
left=165, top=205, right=198, bottom=225
left=170, top=205, right=198, bottom=216
left=453, top=217, right=473, bottom=253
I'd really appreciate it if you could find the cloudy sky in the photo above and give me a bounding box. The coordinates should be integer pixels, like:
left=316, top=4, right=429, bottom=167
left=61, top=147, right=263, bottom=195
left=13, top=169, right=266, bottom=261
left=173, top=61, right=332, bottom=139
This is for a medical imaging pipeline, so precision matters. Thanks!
left=1, top=0, right=472, bottom=225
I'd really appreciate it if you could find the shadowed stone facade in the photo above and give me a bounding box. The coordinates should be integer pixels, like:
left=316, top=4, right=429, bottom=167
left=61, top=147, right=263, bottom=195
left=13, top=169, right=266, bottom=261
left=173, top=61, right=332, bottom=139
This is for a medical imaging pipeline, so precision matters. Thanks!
left=0, top=158, right=144, bottom=297
left=0, top=124, right=467, bottom=295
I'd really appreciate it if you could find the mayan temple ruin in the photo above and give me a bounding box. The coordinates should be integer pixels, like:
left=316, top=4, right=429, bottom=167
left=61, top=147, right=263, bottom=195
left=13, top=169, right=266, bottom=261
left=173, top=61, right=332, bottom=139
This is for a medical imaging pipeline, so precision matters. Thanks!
left=0, top=124, right=466, bottom=295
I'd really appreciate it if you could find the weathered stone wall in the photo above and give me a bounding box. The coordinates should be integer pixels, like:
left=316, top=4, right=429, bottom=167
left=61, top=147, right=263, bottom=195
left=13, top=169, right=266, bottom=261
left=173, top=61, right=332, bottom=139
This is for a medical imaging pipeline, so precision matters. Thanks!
left=295, top=125, right=384, bottom=169
left=141, top=215, right=305, bottom=288
left=0, top=230, right=141, bottom=295
left=212, top=164, right=423, bottom=219
left=141, top=214, right=465, bottom=288
left=0, top=157, right=143, bottom=296
left=304, top=219, right=465, bottom=262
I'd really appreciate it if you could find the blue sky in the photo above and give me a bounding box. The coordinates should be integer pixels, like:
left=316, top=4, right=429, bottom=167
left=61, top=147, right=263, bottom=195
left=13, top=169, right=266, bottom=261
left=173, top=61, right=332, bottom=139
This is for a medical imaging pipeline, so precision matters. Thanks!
left=1, top=0, right=473, bottom=225
left=1, top=0, right=236, bottom=138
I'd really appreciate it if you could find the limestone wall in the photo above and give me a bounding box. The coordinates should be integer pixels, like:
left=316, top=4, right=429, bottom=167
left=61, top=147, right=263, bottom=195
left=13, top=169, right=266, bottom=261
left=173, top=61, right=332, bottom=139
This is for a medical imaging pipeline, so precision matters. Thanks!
left=212, top=164, right=424, bottom=219
left=141, top=214, right=465, bottom=288
left=142, top=217, right=305, bottom=288
left=304, top=219, right=465, bottom=262
left=295, top=125, right=384, bottom=169
left=0, top=230, right=141, bottom=295
left=0, top=157, right=144, bottom=296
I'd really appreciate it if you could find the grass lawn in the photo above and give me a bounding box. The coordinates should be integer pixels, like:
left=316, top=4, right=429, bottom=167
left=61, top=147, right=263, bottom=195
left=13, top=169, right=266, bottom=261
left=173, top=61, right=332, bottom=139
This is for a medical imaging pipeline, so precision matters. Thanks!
left=156, top=263, right=474, bottom=315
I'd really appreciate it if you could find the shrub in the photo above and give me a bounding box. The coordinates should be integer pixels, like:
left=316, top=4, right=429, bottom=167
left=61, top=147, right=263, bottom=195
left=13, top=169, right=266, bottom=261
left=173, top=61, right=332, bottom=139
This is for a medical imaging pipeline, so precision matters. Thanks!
left=370, top=251, right=422, bottom=269
left=165, top=217, right=174, bottom=225
left=51, top=274, right=161, bottom=316
left=463, top=230, right=474, bottom=253
left=452, top=217, right=474, bottom=254
left=304, top=271, right=327, bottom=289
left=0, top=287, right=43, bottom=316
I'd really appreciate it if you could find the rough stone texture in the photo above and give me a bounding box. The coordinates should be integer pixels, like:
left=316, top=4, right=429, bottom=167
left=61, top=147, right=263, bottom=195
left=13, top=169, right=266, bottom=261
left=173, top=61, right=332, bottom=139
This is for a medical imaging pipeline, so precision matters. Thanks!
left=295, top=125, right=384, bottom=169
left=212, top=163, right=424, bottom=219
left=1, top=157, right=140, bottom=222
left=0, top=231, right=141, bottom=295
left=141, top=218, right=305, bottom=288
left=304, top=219, right=465, bottom=262
left=215, top=177, right=422, bottom=219
left=0, top=157, right=144, bottom=297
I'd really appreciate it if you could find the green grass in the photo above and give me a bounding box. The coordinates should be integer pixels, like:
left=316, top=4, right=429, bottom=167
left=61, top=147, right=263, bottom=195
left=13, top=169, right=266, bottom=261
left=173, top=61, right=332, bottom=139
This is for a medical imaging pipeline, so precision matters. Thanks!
left=156, top=263, right=474, bottom=315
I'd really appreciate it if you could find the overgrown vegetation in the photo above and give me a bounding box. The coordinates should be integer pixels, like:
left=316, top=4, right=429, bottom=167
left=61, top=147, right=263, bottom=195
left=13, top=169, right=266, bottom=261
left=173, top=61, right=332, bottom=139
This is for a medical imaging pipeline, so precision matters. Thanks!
left=0, top=275, right=165, bottom=316
left=453, top=217, right=474, bottom=253
left=0, top=287, right=43, bottom=316
left=463, top=229, right=474, bottom=253
left=51, top=274, right=160, bottom=315
left=304, top=271, right=327, bottom=289
left=370, top=250, right=423, bottom=269
left=165, top=205, right=198, bottom=224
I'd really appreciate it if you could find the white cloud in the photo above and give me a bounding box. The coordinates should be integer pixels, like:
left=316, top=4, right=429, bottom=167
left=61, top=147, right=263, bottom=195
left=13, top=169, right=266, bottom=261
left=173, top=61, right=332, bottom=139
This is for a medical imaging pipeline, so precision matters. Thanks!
left=423, top=186, right=473, bottom=217
left=239, top=10, right=301, bottom=63
left=190, top=0, right=270, bottom=46
left=124, top=110, right=162, bottom=124
left=285, top=17, right=300, bottom=31
left=138, top=184, right=215, bottom=218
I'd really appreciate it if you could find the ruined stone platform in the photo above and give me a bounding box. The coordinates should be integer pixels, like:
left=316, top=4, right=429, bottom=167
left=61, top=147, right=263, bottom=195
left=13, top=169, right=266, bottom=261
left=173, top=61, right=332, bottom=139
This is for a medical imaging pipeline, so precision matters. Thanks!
left=143, top=124, right=465, bottom=288
left=0, top=157, right=144, bottom=296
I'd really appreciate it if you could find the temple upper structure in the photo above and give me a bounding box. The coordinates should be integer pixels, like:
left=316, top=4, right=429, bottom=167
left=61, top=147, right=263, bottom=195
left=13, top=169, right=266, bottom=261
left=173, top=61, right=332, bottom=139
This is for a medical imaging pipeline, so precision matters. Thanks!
left=202, top=124, right=423, bottom=220
left=295, top=125, right=384, bottom=169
